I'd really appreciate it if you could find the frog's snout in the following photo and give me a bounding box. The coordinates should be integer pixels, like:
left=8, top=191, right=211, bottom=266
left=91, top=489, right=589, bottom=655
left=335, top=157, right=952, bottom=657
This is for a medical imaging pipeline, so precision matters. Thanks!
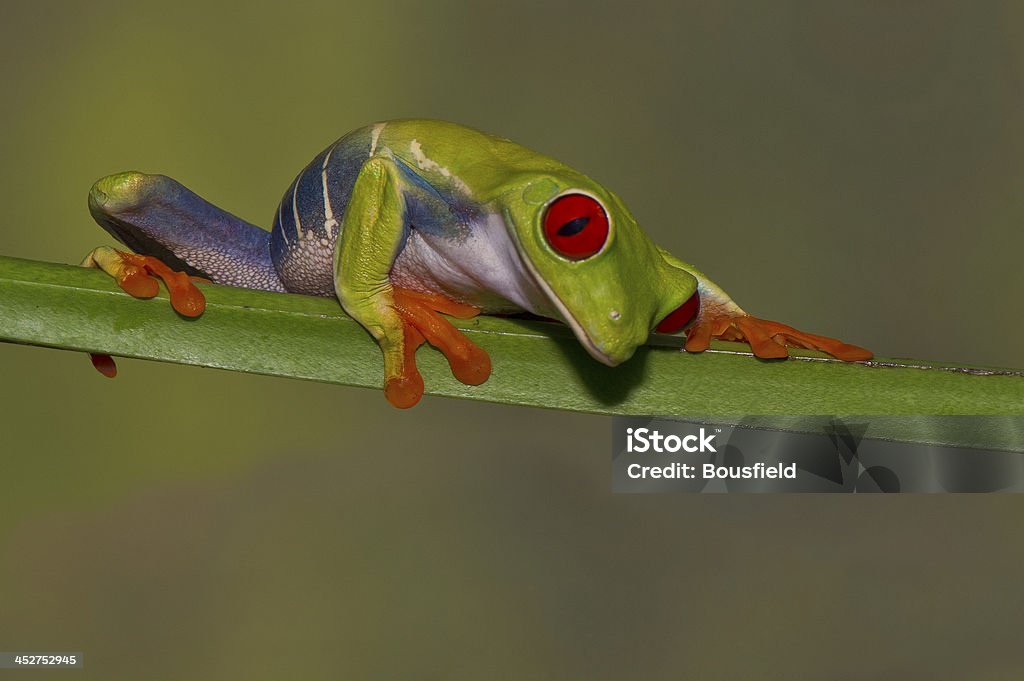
left=595, top=337, right=640, bottom=367
left=88, top=171, right=162, bottom=216
left=585, top=324, right=644, bottom=367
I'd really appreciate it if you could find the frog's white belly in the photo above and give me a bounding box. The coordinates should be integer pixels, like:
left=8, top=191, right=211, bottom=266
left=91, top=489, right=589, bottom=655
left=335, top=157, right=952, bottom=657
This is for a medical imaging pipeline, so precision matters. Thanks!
left=389, top=212, right=559, bottom=318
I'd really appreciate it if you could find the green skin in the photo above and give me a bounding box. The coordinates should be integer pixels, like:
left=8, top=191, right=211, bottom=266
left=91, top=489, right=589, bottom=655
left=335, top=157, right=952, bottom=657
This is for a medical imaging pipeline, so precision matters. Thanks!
left=85, top=120, right=867, bottom=407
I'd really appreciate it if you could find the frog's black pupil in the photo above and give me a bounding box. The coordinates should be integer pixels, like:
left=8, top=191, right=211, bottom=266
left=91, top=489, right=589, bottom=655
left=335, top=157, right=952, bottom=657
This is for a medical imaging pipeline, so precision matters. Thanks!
left=557, top=216, right=589, bottom=237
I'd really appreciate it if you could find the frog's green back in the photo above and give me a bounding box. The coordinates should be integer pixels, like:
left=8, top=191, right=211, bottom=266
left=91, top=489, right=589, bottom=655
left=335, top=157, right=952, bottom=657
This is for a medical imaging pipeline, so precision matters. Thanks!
left=374, top=119, right=592, bottom=203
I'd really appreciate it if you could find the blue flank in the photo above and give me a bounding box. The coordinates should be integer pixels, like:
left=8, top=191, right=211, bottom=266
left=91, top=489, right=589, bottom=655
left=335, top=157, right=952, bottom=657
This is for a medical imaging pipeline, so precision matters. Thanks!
left=391, top=156, right=470, bottom=240
left=269, top=127, right=474, bottom=281
left=269, top=129, right=370, bottom=275
left=274, top=134, right=355, bottom=241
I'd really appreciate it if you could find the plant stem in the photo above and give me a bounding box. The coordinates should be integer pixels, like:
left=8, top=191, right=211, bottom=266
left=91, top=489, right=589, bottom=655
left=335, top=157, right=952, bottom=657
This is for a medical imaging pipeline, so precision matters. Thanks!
left=1, top=255, right=1021, bottom=449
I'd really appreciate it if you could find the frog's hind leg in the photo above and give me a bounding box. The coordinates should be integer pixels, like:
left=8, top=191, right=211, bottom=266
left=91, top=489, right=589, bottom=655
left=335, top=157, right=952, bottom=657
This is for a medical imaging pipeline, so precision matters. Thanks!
left=678, top=284, right=872, bottom=362
left=87, top=171, right=286, bottom=294
left=82, top=171, right=285, bottom=376
left=656, top=247, right=872, bottom=362
left=681, top=286, right=873, bottom=362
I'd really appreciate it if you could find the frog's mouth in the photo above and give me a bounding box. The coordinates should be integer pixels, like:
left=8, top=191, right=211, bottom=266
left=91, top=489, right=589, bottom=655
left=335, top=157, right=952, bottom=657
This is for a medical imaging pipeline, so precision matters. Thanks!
left=508, top=249, right=623, bottom=366
left=538, top=281, right=621, bottom=367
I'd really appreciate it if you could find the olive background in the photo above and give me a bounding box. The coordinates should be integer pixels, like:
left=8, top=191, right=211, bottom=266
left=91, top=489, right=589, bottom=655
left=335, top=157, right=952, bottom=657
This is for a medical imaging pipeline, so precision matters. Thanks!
left=1, top=2, right=1023, bottom=679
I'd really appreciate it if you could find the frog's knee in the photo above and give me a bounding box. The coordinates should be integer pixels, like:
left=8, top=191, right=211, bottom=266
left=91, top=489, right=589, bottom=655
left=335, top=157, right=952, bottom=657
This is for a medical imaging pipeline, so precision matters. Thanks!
left=88, top=171, right=170, bottom=216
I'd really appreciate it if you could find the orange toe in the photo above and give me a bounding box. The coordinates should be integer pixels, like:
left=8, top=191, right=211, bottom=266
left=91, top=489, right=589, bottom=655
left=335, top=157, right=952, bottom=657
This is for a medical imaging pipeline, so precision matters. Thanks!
left=385, top=373, right=425, bottom=409
left=449, top=342, right=491, bottom=386
left=682, top=310, right=871, bottom=362
left=118, top=268, right=160, bottom=299
left=752, top=318, right=873, bottom=361
left=134, top=255, right=206, bottom=317
left=735, top=317, right=789, bottom=359
left=825, top=343, right=873, bottom=362
left=384, top=325, right=426, bottom=409
left=397, top=288, right=481, bottom=320
left=391, top=287, right=492, bottom=387
left=90, top=353, right=118, bottom=378
left=112, top=252, right=206, bottom=317
left=684, top=321, right=713, bottom=353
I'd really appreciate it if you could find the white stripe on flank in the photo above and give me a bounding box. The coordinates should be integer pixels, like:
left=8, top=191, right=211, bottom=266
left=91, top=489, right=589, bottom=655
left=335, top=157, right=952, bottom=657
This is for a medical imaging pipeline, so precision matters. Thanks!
left=292, top=177, right=304, bottom=240
left=321, top=143, right=339, bottom=238
left=409, top=139, right=471, bottom=196
left=369, top=122, right=386, bottom=156
left=278, top=198, right=289, bottom=244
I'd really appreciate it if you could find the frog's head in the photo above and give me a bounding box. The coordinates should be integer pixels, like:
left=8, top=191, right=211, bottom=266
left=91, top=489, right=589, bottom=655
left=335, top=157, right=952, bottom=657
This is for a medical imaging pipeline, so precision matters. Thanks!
left=503, top=174, right=698, bottom=366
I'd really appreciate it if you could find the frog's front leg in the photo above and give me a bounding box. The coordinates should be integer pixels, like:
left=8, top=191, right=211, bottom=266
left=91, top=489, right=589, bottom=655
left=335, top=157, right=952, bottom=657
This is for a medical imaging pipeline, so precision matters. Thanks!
left=335, top=157, right=491, bottom=408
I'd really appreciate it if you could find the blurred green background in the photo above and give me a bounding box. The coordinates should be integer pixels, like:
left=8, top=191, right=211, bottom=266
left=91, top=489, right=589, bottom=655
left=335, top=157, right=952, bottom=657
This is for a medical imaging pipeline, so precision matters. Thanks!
left=2, top=1, right=1023, bottom=679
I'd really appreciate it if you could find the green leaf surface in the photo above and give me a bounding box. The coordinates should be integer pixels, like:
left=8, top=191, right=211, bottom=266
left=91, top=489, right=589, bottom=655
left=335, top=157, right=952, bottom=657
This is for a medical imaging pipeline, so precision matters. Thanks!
left=1, top=255, right=1021, bottom=449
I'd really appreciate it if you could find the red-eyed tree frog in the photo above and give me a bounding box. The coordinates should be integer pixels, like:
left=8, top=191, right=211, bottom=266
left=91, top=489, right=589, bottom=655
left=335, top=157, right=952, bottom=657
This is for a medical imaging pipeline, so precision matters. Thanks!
left=83, top=119, right=871, bottom=408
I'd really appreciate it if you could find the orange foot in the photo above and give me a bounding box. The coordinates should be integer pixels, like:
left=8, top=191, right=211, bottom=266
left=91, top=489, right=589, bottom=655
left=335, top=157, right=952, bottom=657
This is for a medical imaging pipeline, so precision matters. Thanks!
left=103, top=250, right=207, bottom=317
left=383, top=287, right=492, bottom=409
left=684, top=312, right=873, bottom=362
left=82, top=247, right=208, bottom=378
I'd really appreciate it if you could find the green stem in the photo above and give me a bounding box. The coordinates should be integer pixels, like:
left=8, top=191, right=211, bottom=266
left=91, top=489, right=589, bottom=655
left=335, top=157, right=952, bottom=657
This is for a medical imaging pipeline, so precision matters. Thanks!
left=1, top=255, right=1021, bottom=448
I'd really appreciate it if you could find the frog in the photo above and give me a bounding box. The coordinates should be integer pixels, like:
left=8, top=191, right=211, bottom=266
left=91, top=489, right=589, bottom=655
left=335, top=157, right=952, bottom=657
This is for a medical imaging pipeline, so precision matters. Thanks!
left=83, top=119, right=871, bottom=408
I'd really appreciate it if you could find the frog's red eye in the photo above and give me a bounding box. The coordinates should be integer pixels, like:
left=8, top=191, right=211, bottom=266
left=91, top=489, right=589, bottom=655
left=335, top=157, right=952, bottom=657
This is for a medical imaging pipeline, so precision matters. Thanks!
left=543, top=193, right=610, bottom=260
